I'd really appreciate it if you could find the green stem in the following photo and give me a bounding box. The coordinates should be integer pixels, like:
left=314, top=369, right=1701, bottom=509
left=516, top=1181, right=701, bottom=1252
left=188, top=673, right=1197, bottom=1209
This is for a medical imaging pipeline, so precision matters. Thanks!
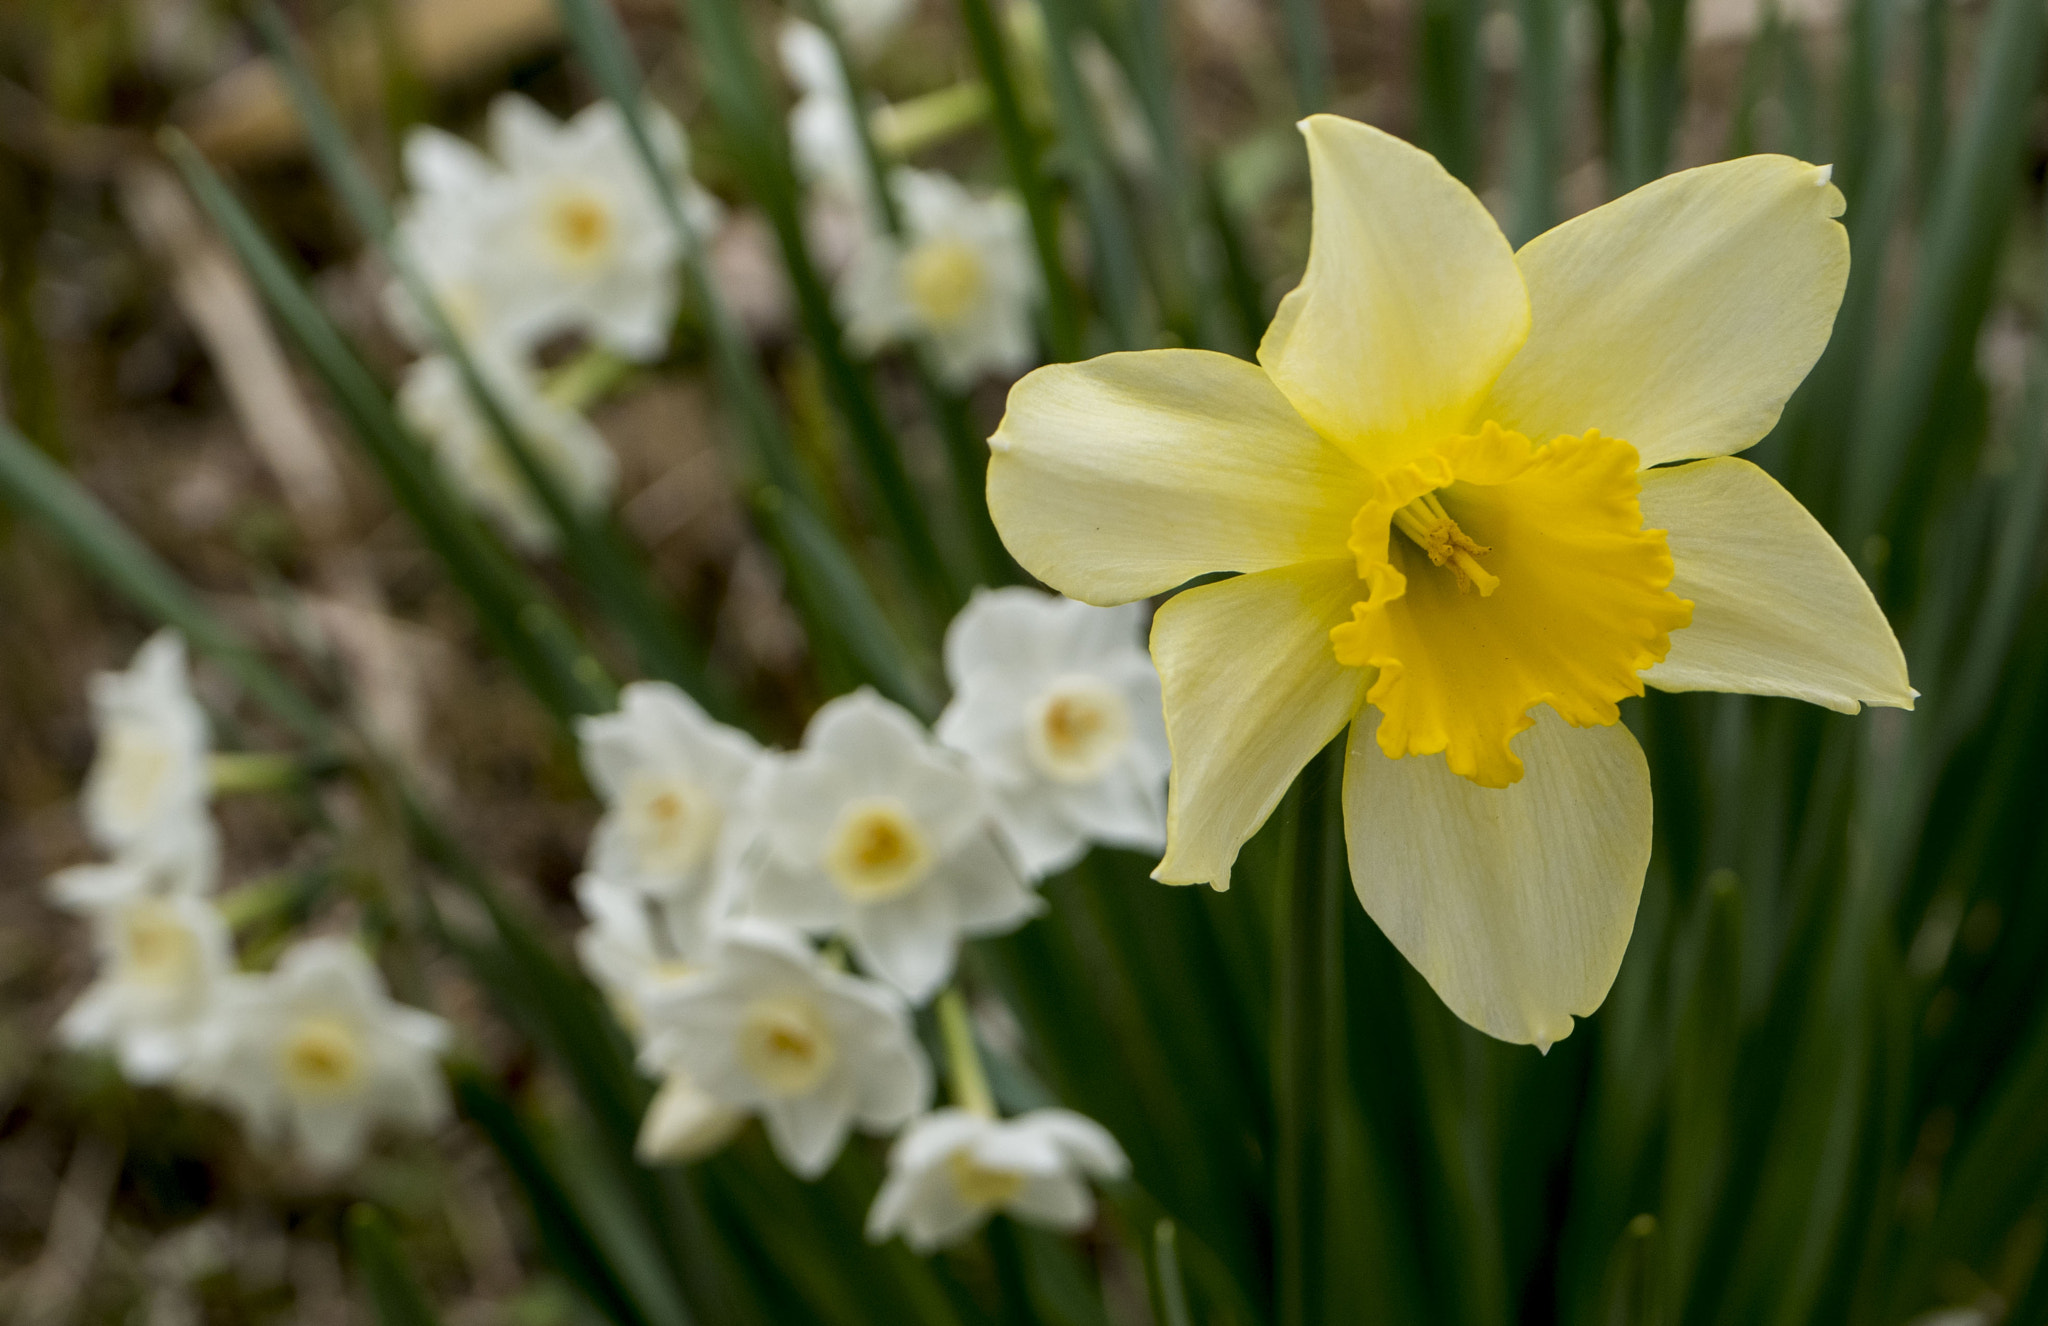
left=1276, top=740, right=1343, bottom=1326
left=938, top=987, right=998, bottom=1117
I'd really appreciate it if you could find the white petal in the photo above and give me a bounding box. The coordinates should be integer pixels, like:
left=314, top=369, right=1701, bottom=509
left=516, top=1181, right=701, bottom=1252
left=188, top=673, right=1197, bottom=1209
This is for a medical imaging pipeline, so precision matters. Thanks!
left=1342, top=707, right=1652, bottom=1048
left=1640, top=458, right=1913, bottom=711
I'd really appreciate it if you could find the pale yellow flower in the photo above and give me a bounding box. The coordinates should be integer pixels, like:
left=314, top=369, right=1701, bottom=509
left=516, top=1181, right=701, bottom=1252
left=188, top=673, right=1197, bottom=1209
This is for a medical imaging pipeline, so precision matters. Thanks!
left=986, top=115, right=1912, bottom=1048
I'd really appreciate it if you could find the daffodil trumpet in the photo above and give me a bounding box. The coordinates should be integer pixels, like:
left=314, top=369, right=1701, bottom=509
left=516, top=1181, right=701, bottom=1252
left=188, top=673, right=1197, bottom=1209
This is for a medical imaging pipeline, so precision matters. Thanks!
left=986, top=115, right=1913, bottom=1048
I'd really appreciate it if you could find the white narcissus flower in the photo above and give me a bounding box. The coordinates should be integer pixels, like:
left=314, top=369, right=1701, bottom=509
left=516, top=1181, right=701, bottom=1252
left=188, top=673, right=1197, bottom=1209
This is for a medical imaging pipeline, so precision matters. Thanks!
left=485, top=95, right=720, bottom=362
left=57, top=893, right=233, bottom=1085
left=637, top=920, right=930, bottom=1177
left=733, top=690, right=1039, bottom=1003
left=937, top=589, right=1169, bottom=879
left=83, top=631, right=212, bottom=864
left=577, top=682, right=766, bottom=906
left=837, top=168, right=1041, bottom=389
left=575, top=876, right=719, bottom=1035
left=866, top=1107, right=1130, bottom=1252
left=396, top=353, right=617, bottom=554
left=184, top=938, right=451, bottom=1176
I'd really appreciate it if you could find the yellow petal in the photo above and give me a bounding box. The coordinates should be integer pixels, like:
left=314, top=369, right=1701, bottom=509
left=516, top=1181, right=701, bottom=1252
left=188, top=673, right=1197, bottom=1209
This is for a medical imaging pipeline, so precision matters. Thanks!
left=1151, top=561, right=1369, bottom=888
left=1342, top=706, right=1651, bottom=1048
left=1483, top=155, right=1849, bottom=468
left=1640, top=458, right=1913, bottom=710
left=1331, top=427, right=1691, bottom=787
left=1258, top=116, right=1529, bottom=472
left=987, top=350, right=1367, bottom=604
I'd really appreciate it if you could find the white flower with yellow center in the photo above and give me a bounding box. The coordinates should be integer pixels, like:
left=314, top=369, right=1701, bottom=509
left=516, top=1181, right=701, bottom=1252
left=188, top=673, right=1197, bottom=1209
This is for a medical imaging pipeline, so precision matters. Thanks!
left=396, top=353, right=617, bottom=554
left=636, top=920, right=929, bottom=1177
left=987, top=116, right=1913, bottom=1048
left=865, top=1107, right=1130, bottom=1252
left=837, top=168, right=1040, bottom=389
left=57, top=893, right=232, bottom=1085
left=81, top=631, right=212, bottom=866
left=577, top=682, right=766, bottom=905
left=485, top=95, right=720, bottom=362
left=734, top=690, right=1039, bottom=1002
left=184, top=939, right=451, bottom=1175
left=937, top=589, right=1169, bottom=879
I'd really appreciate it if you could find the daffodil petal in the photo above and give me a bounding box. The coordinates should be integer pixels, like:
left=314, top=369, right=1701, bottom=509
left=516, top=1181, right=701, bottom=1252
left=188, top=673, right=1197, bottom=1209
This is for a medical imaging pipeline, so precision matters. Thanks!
left=1640, top=458, right=1913, bottom=710
left=1483, top=155, right=1849, bottom=468
left=1152, top=560, right=1369, bottom=888
left=1258, top=116, right=1529, bottom=470
left=987, top=350, right=1366, bottom=603
left=1343, top=706, right=1650, bottom=1048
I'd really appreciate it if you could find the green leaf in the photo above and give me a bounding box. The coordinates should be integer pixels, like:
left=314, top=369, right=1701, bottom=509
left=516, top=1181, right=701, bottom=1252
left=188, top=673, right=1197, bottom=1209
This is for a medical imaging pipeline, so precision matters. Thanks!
left=347, top=1205, right=444, bottom=1326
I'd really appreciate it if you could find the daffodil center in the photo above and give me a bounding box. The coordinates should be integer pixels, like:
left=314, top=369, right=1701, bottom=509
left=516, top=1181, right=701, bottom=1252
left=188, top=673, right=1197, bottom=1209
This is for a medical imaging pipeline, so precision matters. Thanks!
left=544, top=189, right=615, bottom=266
left=1026, top=677, right=1131, bottom=782
left=737, top=995, right=836, bottom=1095
left=621, top=774, right=722, bottom=876
left=1390, top=492, right=1498, bottom=596
left=280, top=1016, right=365, bottom=1099
left=122, top=902, right=200, bottom=988
left=947, top=1149, right=1025, bottom=1208
left=823, top=797, right=933, bottom=901
left=903, top=237, right=986, bottom=327
left=1329, top=424, right=1692, bottom=788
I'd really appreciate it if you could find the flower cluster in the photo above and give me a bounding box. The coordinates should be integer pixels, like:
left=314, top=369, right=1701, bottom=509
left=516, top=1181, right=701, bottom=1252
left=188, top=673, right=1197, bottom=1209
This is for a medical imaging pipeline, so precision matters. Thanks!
left=49, top=633, right=451, bottom=1176
left=387, top=95, right=722, bottom=551
left=568, top=587, right=1156, bottom=1245
left=779, top=17, right=1042, bottom=389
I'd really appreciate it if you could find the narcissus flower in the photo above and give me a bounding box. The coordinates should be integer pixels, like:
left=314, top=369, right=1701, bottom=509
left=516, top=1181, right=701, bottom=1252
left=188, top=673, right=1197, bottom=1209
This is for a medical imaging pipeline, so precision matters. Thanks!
left=57, top=893, right=232, bottom=1084
left=577, top=682, right=766, bottom=907
left=184, top=939, right=451, bottom=1175
left=937, top=588, right=1169, bottom=879
left=732, top=690, right=1038, bottom=1003
left=866, top=1107, right=1130, bottom=1251
left=82, top=631, right=213, bottom=867
left=987, top=116, right=1912, bottom=1048
left=837, top=168, right=1040, bottom=389
left=636, top=920, right=930, bottom=1177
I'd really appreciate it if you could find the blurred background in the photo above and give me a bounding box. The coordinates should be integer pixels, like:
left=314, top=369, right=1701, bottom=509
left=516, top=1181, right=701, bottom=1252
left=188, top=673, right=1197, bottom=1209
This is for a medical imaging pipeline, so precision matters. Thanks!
left=2, top=0, right=2047, bottom=1321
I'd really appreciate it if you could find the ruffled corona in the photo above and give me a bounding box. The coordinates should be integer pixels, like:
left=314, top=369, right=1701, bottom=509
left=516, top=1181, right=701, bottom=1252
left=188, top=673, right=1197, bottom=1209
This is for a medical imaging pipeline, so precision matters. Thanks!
left=1330, top=425, right=1692, bottom=787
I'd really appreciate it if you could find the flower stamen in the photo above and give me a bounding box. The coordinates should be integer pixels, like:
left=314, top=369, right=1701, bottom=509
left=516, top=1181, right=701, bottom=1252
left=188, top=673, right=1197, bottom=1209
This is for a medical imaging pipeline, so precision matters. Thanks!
left=1391, top=493, right=1498, bottom=596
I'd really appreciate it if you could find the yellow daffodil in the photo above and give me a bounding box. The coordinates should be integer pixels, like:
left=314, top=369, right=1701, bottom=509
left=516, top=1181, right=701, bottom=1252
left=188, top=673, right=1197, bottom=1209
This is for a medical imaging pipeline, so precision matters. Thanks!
left=985, top=115, right=1913, bottom=1048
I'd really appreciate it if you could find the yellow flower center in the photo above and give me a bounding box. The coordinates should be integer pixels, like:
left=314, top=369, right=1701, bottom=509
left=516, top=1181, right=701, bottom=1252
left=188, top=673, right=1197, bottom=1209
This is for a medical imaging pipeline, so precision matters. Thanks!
left=903, top=236, right=986, bottom=327
left=823, top=797, right=933, bottom=901
left=1026, top=678, right=1132, bottom=783
left=122, top=902, right=200, bottom=988
left=736, top=995, right=836, bottom=1095
left=621, top=774, right=722, bottom=876
left=545, top=190, right=614, bottom=266
left=280, top=1016, right=364, bottom=1099
left=102, top=728, right=173, bottom=826
left=947, top=1149, right=1026, bottom=1207
left=1329, top=424, right=1692, bottom=788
